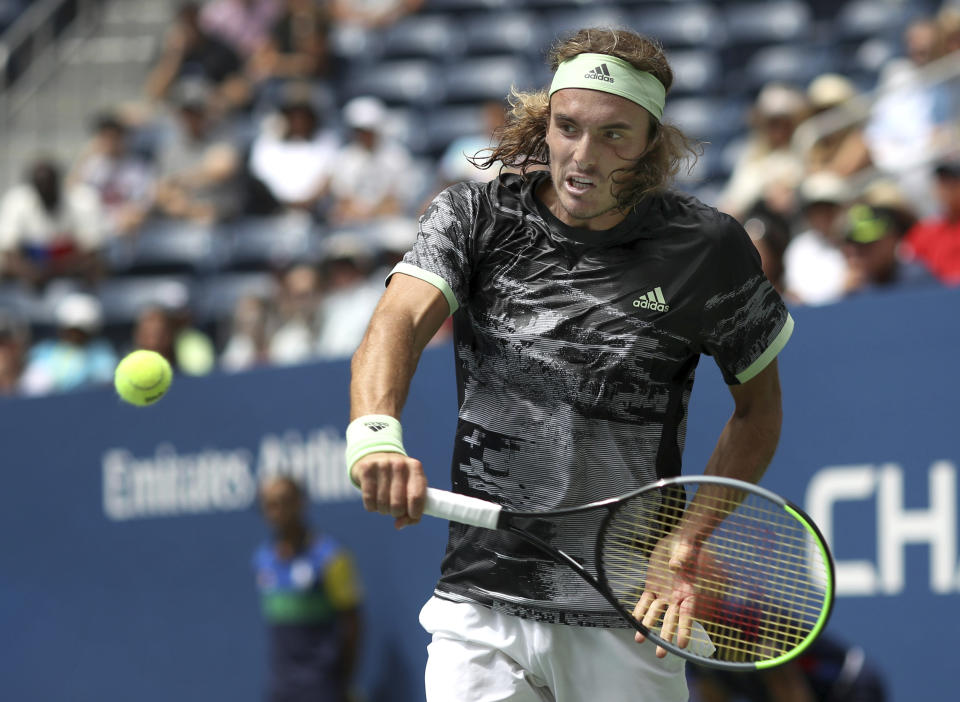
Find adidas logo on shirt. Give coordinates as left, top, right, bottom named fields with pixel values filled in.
left=585, top=63, right=614, bottom=83
left=633, top=286, right=670, bottom=312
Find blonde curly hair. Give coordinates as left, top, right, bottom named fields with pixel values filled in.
left=473, top=27, right=700, bottom=209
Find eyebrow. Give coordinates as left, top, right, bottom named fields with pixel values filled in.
left=553, top=112, right=634, bottom=131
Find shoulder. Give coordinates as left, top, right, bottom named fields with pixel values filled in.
left=648, top=189, right=744, bottom=244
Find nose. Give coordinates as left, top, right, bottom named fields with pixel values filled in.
left=571, top=133, right=597, bottom=172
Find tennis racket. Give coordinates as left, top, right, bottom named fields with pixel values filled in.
left=423, top=475, right=834, bottom=671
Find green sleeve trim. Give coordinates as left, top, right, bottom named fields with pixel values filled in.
left=735, top=313, right=794, bottom=384
left=389, top=262, right=459, bottom=315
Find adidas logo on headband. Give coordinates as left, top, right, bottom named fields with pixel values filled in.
left=585, top=63, right=614, bottom=83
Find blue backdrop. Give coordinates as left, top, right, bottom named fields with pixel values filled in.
left=1, top=286, right=957, bottom=701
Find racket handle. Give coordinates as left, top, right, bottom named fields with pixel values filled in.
left=423, top=488, right=502, bottom=529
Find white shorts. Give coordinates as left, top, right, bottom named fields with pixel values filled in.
left=419, top=596, right=688, bottom=702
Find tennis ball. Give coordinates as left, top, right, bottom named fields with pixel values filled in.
left=114, top=350, right=173, bottom=406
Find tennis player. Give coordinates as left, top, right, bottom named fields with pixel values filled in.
left=346, top=27, right=793, bottom=702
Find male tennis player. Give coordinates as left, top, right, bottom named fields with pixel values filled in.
left=345, top=28, right=792, bottom=702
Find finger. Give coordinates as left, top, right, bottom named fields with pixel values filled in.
left=678, top=598, right=696, bottom=649
left=669, top=540, right=694, bottom=571
left=633, top=591, right=656, bottom=642
left=406, top=462, right=427, bottom=521
left=358, top=462, right=379, bottom=513
left=376, top=463, right=392, bottom=514
left=389, top=461, right=409, bottom=518
left=660, top=602, right=679, bottom=648
left=394, top=515, right=415, bottom=529
left=642, top=597, right=668, bottom=636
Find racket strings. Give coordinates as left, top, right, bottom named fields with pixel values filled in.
left=598, top=488, right=830, bottom=663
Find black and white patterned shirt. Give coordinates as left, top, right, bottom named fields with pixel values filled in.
left=390, top=172, right=793, bottom=626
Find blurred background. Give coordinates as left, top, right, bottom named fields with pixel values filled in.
left=0, top=0, right=958, bottom=700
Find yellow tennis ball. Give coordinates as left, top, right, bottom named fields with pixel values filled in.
left=114, top=350, right=173, bottom=406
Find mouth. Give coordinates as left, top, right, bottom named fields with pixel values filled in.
left=565, top=175, right=596, bottom=194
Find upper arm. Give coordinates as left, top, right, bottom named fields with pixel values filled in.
left=373, top=271, right=451, bottom=353
left=729, top=357, right=782, bottom=420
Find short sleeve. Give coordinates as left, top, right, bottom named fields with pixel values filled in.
left=323, top=552, right=363, bottom=611
left=699, top=215, right=794, bottom=385
left=388, top=183, right=477, bottom=316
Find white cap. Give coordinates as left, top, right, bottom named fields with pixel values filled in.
left=800, top=172, right=851, bottom=205
left=343, top=96, right=386, bottom=131
left=755, top=83, right=807, bottom=117
left=56, top=292, right=103, bottom=333
left=807, top=73, right=857, bottom=110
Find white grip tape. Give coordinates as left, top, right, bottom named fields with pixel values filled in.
left=423, top=488, right=502, bottom=530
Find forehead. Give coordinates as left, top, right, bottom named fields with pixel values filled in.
left=549, top=88, right=652, bottom=128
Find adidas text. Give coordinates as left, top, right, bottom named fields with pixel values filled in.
left=633, top=299, right=670, bottom=312
left=585, top=64, right=614, bottom=83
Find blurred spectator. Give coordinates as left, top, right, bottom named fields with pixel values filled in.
left=0, top=159, right=106, bottom=289
left=742, top=203, right=791, bottom=293
left=865, top=19, right=953, bottom=215
left=315, top=233, right=381, bottom=359
left=842, top=203, right=936, bottom=296
left=70, top=113, right=155, bottom=239
left=269, top=263, right=324, bottom=365
left=328, top=96, right=417, bottom=226
left=330, top=0, right=424, bottom=30
left=20, top=292, right=118, bottom=396
left=146, top=2, right=250, bottom=118
left=0, top=309, right=29, bottom=395
left=247, top=0, right=333, bottom=85
left=201, top=0, right=282, bottom=61
left=248, top=85, right=339, bottom=215
left=688, top=634, right=887, bottom=702
left=719, top=83, right=809, bottom=221
left=438, top=100, right=508, bottom=186
left=802, top=74, right=873, bottom=178
left=153, top=80, right=243, bottom=224
left=902, top=156, right=960, bottom=286
left=254, top=475, right=362, bottom=702
left=784, top=173, right=852, bottom=306
left=131, top=304, right=216, bottom=376
left=220, top=294, right=272, bottom=371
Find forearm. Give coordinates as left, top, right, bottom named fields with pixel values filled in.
left=350, top=279, right=446, bottom=420
left=702, top=401, right=781, bottom=485
left=350, top=310, right=421, bottom=420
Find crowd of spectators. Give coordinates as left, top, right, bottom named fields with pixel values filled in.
left=0, top=0, right=958, bottom=398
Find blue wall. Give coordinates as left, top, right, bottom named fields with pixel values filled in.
left=1, top=286, right=958, bottom=701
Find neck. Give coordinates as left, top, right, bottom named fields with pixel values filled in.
left=276, top=524, right=309, bottom=554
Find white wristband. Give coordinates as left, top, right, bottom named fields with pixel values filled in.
left=345, top=415, right=407, bottom=486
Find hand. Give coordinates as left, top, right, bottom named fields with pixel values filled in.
left=632, top=530, right=701, bottom=658
left=351, top=452, right=427, bottom=529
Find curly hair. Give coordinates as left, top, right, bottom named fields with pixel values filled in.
left=472, top=27, right=700, bottom=209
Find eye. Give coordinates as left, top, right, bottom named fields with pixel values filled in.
left=604, top=130, right=623, bottom=140
left=557, top=121, right=577, bottom=134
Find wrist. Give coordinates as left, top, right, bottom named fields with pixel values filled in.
left=344, top=415, right=407, bottom=486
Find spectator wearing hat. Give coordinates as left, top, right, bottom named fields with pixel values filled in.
left=719, top=83, right=809, bottom=221
left=783, top=173, right=852, bottom=306
left=70, top=112, right=156, bottom=239
left=327, top=96, right=418, bottom=226
left=842, top=203, right=937, bottom=298
left=146, top=2, right=250, bottom=118
left=248, top=85, right=340, bottom=215
left=902, top=157, right=960, bottom=286
left=153, top=79, right=243, bottom=224
left=0, top=159, right=106, bottom=290
left=801, top=73, right=873, bottom=178
left=20, top=293, right=118, bottom=396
